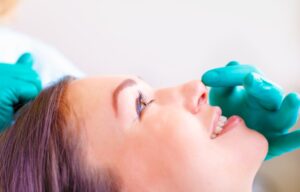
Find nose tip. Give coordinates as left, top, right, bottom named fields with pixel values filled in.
left=182, top=80, right=208, bottom=113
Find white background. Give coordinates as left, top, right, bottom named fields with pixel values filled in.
left=8, top=0, right=300, bottom=90
left=6, top=0, right=300, bottom=191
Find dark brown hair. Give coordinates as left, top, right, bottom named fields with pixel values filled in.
left=0, top=76, right=120, bottom=192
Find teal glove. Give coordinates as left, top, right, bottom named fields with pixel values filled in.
left=201, top=61, right=300, bottom=160
left=0, top=53, right=42, bottom=132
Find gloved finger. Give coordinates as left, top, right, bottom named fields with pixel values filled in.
left=0, top=62, right=42, bottom=91
left=14, top=72, right=42, bottom=92
left=201, top=62, right=260, bottom=87
left=0, top=53, right=34, bottom=75
left=204, top=61, right=241, bottom=104
left=244, top=72, right=284, bottom=111
left=12, top=80, right=40, bottom=105
left=272, top=93, right=300, bottom=131
left=265, top=130, right=300, bottom=160
left=15, top=53, right=34, bottom=67
left=0, top=69, right=42, bottom=92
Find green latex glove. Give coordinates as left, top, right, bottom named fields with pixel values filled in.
left=201, top=61, right=300, bottom=160
left=0, top=53, right=42, bottom=132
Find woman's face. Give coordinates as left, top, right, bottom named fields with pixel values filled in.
left=66, top=75, right=268, bottom=192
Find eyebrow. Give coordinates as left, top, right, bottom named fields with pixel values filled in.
left=112, top=78, right=137, bottom=117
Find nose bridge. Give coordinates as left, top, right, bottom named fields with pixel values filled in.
left=181, top=80, right=207, bottom=97
left=154, top=86, right=181, bottom=106
left=154, top=80, right=208, bottom=113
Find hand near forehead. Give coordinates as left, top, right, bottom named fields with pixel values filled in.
left=201, top=61, right=300, bottom=160
left=0, top=53, right=42, bottom=131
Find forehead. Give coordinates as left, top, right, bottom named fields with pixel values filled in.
left=65, top=75, right=137, bottom=119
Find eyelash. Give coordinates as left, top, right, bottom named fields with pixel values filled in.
left=135, top=91, right=154, bottom=119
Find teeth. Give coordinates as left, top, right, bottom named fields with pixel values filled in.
left=210, top=133, right=217, bottom=139
left=215, top=126, right=223, bottom=134
left=220, top=116, right=227, bottom=122
left=211, top=116, right=228, bottom=139
left=218, top=121, right=225, bottom=126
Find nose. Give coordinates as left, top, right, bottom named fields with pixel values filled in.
left=155, top=80, right=208, bottom=114
left=181, top=80, right=208, bottom=113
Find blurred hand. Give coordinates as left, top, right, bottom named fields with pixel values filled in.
left=0, top=53, right=42, bottom=131
left=202, top=61, right=300, bottom=160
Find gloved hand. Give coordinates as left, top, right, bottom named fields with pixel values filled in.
left=0, top=53, right=42, bottom=132
left=201, top=61, right=300, bottom=160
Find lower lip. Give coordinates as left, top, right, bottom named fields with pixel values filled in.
left=218, top=115, right=242, bottom=136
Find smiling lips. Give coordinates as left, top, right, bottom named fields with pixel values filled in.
left=210, top=107, right=242, bottom=139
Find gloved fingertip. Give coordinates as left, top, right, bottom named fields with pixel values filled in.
left=16, top=53, right=34, bottom=67
left=285, top=93, right=300, bottom=108
left=226, top=61, right=240, bottom=66
left=201, top=71, right=219, bottom=85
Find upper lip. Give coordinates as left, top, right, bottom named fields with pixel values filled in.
left=210, top=106, right=222, bottom=135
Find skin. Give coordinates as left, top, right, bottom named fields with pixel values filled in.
left=65, top=75, right=268, bottom=192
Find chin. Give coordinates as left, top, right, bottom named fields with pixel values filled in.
left=237, top=123, right=269, bottom=172
left=251, top=128, right=269, bottom=162
left=219, top=120, right=269, bottom=170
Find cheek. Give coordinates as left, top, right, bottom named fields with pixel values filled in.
left=130, top=106, right=212, bottom=165
left=139, top=107, right=267, bottom=172
left=116, top=107, right=212, bottom=185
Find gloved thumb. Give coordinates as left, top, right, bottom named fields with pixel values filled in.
left=265, top=130, right=300, bottom=160
left=16, top=53, right=34, bottom=67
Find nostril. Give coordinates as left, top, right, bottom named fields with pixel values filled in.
left=201, top=93, right=207, bottom=101
left=193, top=92, right=207, bottom=113
left=199, top=92, right=207, bottom=104
left=182, top=80, right=208, bottom=113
